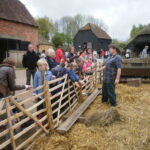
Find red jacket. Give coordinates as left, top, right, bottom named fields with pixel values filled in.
left=101, top=50, right=105, bottom=56
left=55, top=48, right=65, bottom=63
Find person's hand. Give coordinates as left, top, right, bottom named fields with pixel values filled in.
left=25, top=85, right=32, bottom=90
left=52, top=76, right=56, bottom=80
left=115, top=79, right=120, bottom=85
left=96, top=69, right=101, bottom=72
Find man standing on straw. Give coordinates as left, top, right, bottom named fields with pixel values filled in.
left=97, top=44, right=122, bottom=107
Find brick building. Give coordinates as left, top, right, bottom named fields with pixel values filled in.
left=0, top=0, right=38, bottom=63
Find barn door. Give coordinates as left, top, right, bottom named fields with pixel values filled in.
left=87, top=42, right=92, bottom=49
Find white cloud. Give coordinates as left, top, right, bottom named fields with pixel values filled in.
left=20, top=0, right=150, bottom=41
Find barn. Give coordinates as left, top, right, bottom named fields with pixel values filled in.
left=126, top=24, right=150, bottom=55
left=0, top=0, right=39, bottom=63
left=74, top=23, right=112, bottom=51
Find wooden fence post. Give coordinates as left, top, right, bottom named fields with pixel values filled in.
left=6, top=98, right=16, bottom=150
left=43, top=81, right=54, bottom=132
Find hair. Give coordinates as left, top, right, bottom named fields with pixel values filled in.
left=68, top=46, right=74, bottom=52
left=78, top=57, right=86, bottom=64
left=47, top=48, right=55, bottom=57
left=2, top=57, right=16, bottom=66
left=108, top=44, right=121, bottom=54
left=42, top=50, right=45, bottom=53
left=37, top=58, right=49, bottom=70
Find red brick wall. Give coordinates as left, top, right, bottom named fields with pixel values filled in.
left=0, top=19, right=39, bottom=49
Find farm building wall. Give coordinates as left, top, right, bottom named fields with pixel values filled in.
left=0, top=19, right=39, bottom=48
left=74, top=30, right=111, bottom=51
left=38, top=44, right=53, bottom=53
left=126, top=34, right=150, bottom=56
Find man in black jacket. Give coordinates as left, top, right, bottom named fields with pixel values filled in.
left=22, top=44, right=39, bottom=85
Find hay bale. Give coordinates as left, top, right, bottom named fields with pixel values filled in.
left=84, top=108, right=120, bottom=127
left=127, top=78, right=142, bottom=87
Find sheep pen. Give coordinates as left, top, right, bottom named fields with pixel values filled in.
left=30, top=84, right=150, bottom=150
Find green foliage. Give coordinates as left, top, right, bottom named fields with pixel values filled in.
left=36, top=17, right=56, bottom=40
left=52, top=33, right=73, bottom=48
left=130, top=24, right=146, bottom=40
left=52, top=33, right=64, bottom=48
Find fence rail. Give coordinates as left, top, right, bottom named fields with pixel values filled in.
left=0, top=65, right=101, bottom=150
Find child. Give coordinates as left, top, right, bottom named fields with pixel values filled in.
left=33, top=59, right=55, bottom=115
left=78, top=57, right=93, bottom=75
left=51, top=63, right=83, bottom=88
left=66, top=63, right=84, bottom=88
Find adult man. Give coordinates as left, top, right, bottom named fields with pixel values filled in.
left=141, top=46, right=148, bottom=58
left=97, top=44, right=122, bottom=107
left=22, top=44, right=39, bottom=85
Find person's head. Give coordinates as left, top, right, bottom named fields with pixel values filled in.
left=87, top=48, right=92, bottom=54
left=2, top=57, right=16, bottom=70
left=47, top=48, right=55, bottom=58
left=28, top=44, right=34, bottom=52
left=37, top=59, right=49, bottom=71
left=109, top=44, right=120, bottom=55
left=69, top=46, right=75, bottom=53
left=145, top=46, right=149, bottom=49
left=42, top=50, right=45, bottom=53
left=78, top=57, right=86, bottom=65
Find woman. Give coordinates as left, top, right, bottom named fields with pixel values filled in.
left=67, top=46, right=76, bottom=63
left=46, top=48, right=58, bottom=70
left=0, top=57, right=31, bottom=97
left=97, top=44, right=122, bottom=107
left=0, top=57, right=31, bottom=150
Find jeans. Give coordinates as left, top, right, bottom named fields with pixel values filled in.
left=26, top=68, right=36, bottom=85
left=68, top=69, right=80, bottom=82
left=102, top=83, right=117, bottom=106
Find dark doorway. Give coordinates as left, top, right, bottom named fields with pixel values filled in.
left=0, top=38, right=30, bottom=63
left=0, top=39, right=8, bottom=63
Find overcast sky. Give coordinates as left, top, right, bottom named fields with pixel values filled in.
left=20, top=0, right=150, bottom=41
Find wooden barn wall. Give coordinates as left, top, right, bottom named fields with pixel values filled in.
left=74, top=30, right=98, bottom=50
left=97, top=39, right=112, bottom=51
left=74, top=30, right=111, bottom=51
left=126, top=34, right=150, bottom=54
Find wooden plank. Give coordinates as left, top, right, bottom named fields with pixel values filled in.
left=6, top=98, right=16, bottom=149
left=43, top=81, right=54, bottom=131
left=56, top=75, right=68, bottom=124
left=56, top=89, right=100, bottom=134
left=9, top=97, right=49, bottom=134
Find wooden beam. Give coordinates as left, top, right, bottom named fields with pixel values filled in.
left=43, top=81, right=54, bottom=131
left=6, top=98, right=16, bottom=150
left=9, top=97, right=49, bottom=134
left=56, top=89, right=100, bottom=134
left=62, top=116, right=87, bottom=123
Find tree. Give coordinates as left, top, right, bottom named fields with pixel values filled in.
left=130, top=24, right=146, bottom=40
left=52, top=33, right=64, bottom=48
left=52, top=33, right=73, bottom=48
left=57, top=14, right=107, bottom=38
left=36, top=17, right=56, bottom=40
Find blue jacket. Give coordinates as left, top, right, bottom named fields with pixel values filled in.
left=33, top=70, right=53, bottom=94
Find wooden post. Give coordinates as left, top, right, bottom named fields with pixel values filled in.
left=6, top=98, right=16, bottom=150
left=94, top=65, right=97, bottom=87
left=67, top=80, right=71, bottom=109
left=43, top=81, right=54, bottom=131
left=57, top=75, right=68, bottom=124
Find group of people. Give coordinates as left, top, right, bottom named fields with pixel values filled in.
left=0, top=43, right=122, bottom=109
left=0, top=43, right=122, bottom=149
